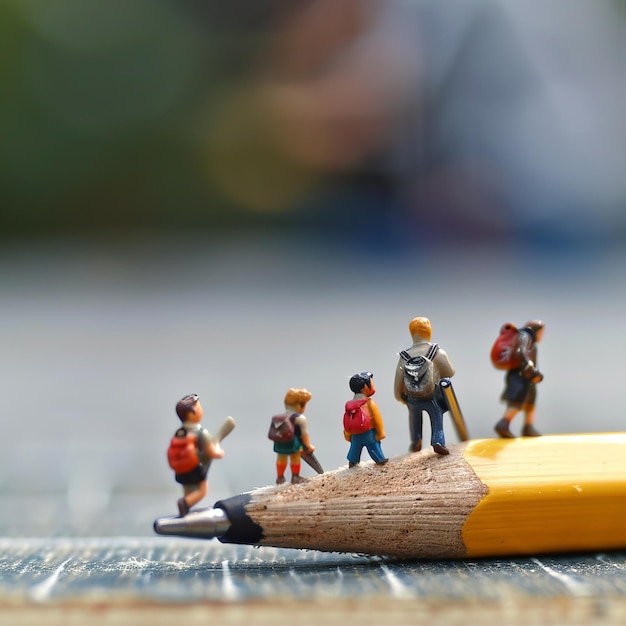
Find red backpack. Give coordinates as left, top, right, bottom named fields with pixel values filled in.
left=343, top=399, right=372, bottom=435
left=167, top=427, right=199, bottom=473
left=490, top=323, right=523, bottom=370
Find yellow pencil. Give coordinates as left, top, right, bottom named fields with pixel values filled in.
left=154, top=433, right=626, bottom=558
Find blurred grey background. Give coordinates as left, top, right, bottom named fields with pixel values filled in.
left=1, top=0, right=626, bottom=537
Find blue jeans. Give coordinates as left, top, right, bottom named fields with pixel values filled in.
left=347, top=429, right=386, bottom=463
left=407, top=392, right=446, bottom=448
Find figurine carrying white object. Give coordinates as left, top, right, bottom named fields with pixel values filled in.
left=167, top=394, right=234, bottom=516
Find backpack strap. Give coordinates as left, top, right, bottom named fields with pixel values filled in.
left=277, top=412, right=292, bottom=424
left=400, top=344, right=439, bottom=362
left=426, top=343, right=439, bottom=360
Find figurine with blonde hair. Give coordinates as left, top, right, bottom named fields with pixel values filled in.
left=394, top=317, right=456, bottom=455
left=268, top=388, right=318, bottom=484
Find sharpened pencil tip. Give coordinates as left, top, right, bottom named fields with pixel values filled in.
left=154, top=507, right=231, bottom=539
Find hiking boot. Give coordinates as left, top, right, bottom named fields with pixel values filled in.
left=433, top=443, right=450, bottom=456
left=495, top=418, right=515, bottom=438
left=291, top=474, right=307, bottom=484
left=177, top=497, right=190, bottom=517
left=409, top=440, right=422, bottom=453
left=522, top=424, right=541, bottom=437
left=276, top=476, right=286, bottom=485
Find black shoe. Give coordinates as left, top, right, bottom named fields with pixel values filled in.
left=433, top=443, right=450, bottom=456
left=348, top=462, right=358, bottom=468
left=177, top=497, right=190, bottom=517
left=522, top=424, right=541, bottom=437
left=495, top=418, right=515, bottom=438
left=409, top=440, right=422, bottom=453
left=375, top=458, right=389, bottom=466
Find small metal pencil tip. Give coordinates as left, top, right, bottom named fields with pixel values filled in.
left=154, top=506, right=231, bottom=539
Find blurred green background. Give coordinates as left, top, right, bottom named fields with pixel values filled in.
left=2, top=0, right=626, bottom=247
left=1, top=0, right=242, bottom=237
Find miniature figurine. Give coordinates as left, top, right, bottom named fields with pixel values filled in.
left=394, top=317, right=455, bottom=455
left=492, top=320, right=545, bottom=438
left=344, top=371, right=388, bottom=467
left=167, top=394, right=230, bottom=517
left=268, top=388, right=318, bottom=484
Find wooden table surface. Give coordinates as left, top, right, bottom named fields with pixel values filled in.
left=2, top=538, right=626, bottom=625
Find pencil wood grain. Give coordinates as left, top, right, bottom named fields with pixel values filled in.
left=245, top=445, right=487, bottom=557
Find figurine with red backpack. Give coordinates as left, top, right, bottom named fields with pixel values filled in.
left=344, top=371, right=388, bottom=468
left=491, top=320, right=545, bottom=438
left=167, top=394, right=235, bottom=516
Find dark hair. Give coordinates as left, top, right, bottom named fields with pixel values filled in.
left=349, top=371, right=373, bottom=394
left=176, top=394, right=199, bottom=421
left=522, top=320, right=545, bottom=342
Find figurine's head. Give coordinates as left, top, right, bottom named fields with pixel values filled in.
left=349, top=371, right=375, bottom=396
left=409, top=317, right=432, bottom=341
left=176, top=394, right=204, bottom=423
left=523, top=320, right=545, bottom=343
left=284, top=388, right=312, bottom=413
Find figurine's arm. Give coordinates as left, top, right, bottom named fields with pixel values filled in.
left=206, top=439, right=225, bottom=460
left=435, top=349, right=455, bottom=379
left=394, top=357, right=407, bottom=403
left=518, top=334, right=543, bottom=381
left=367, top=399, right=385, bottom=441
left=198, top=429, right=225, bottom=464
left=295, top=415, right=315, bottom=453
